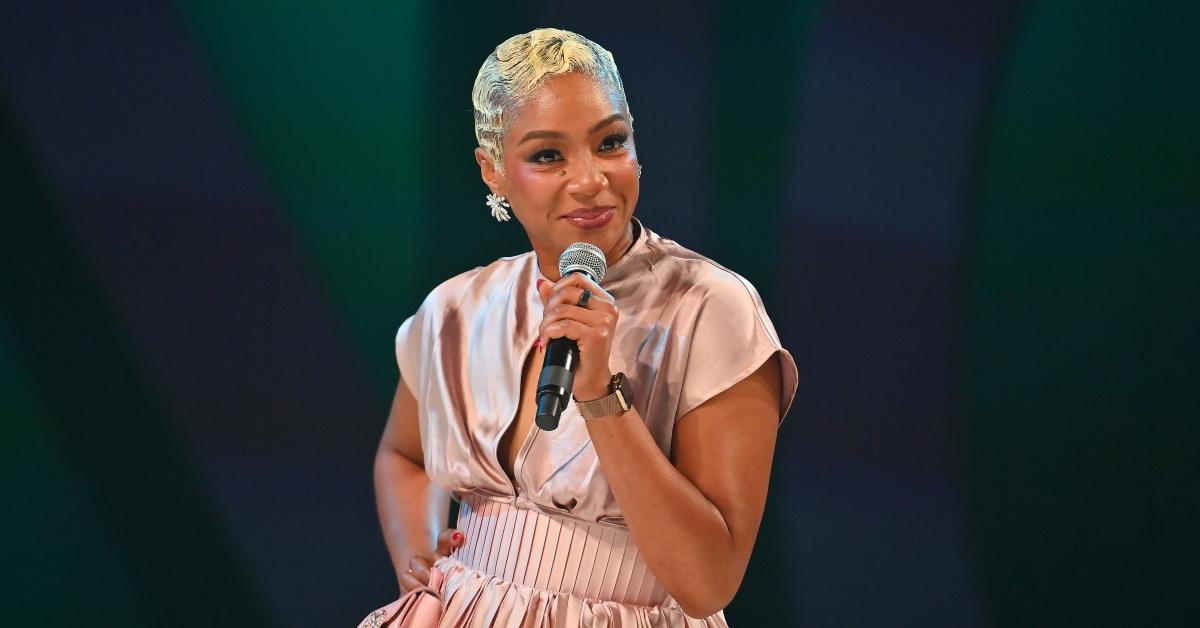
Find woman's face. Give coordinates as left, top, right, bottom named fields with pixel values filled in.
left=477, top=72, right=639, bottom=274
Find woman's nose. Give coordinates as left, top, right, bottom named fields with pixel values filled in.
left=566, top=153, right=606, bottom=196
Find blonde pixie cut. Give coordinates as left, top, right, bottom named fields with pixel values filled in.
left=472, top=28, right=631, bottom=169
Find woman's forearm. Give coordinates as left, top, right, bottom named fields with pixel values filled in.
left=584, top=409, right=743, bottom=617
left=373, top=445, right=449, bottom=589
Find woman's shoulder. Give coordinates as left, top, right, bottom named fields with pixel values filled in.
left=419, top=251, right=535, bottom=310
left=642, top=231, right=765, bottom=309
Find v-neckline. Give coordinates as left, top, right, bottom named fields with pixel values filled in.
left=492, top=219, right=649, bottom=495
left=496, top=331, right=541, bottom=495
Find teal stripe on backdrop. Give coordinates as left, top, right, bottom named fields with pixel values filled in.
left=174, top=1, right=433, bottom=398
left=964, top=2, right=1199, bottom=624
left=708, top=1, right=825, bottom=298
left=707, top=3, right=824, bottom=624
left=0, top=325, right=151, bottom=625
left=0, top=94, right=273, bottom=627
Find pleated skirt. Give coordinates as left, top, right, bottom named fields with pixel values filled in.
left=433, top=493, right=728, bottom=627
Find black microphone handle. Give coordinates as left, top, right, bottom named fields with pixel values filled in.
left=535, top=337, right=577, bottom=431
left=533, top=267, right=597, bottom=431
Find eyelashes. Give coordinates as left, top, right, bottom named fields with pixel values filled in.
left=525, top=132, right=630, bottom=165
left=599, top=132, right=629, bottom=152
left=528, top=149, right=561, bottom=165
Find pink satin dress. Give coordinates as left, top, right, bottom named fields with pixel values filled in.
left=394, top=219, right=798, bottom=627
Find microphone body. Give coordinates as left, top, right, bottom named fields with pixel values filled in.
left=534, top=337, right=579, bottom=430
left=535, top=243, right=608, bottom=431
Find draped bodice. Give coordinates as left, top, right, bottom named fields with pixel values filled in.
left=395, top=219, right=798, bottom=527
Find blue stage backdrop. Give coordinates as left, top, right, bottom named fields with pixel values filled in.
left=2, top=1, right=1195, bottom=626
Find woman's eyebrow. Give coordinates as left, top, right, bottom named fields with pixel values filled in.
left=587, top=113, right=625, bottom=133
left=516, top=113, right=626, bottom=146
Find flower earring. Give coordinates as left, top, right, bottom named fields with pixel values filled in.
left=486, top=193, right=511, bottom=222
left=637, top=164, right=643, bottom=179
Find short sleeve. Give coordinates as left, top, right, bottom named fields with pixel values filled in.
left=394, top=307, right=426, bottom=397
left=675, top=273, right=799, bottom=422
left=393, top=266, right=485, bottom=401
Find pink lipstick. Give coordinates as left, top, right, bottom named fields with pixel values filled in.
left=563, top=206, right=615, bottom=230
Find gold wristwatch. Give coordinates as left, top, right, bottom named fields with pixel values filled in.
left=574, top=372, right=632, bottom=419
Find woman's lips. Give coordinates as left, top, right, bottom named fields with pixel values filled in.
left=563, top=207, right=615, bottom=230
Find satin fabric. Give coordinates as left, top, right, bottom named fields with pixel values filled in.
left=432, top=494, right=725, bottom=627
left=394, top=219, right=798, bottom=625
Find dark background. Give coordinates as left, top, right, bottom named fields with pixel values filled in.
left=2, top=1, right=1196, bottom=626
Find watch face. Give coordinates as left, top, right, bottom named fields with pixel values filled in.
left=612, top=373, right=630, bottom=410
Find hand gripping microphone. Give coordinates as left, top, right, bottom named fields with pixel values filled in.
left=535, top=242, right=608, bottom=431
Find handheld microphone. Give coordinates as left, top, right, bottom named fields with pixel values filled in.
left=535, top=242, right=607, bottom=431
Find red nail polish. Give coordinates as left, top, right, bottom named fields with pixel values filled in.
left=451, top=532, right=463, bottom=543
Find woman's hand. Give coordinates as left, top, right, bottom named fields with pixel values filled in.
left=536, top=275, right=619, bottom=401
left=398, top=528, right=464, bottom=592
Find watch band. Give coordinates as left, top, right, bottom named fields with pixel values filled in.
left=574, top=373, right=631, bottom=420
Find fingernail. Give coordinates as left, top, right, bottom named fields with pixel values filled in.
left=536, top=279, right=547, bottom=289
left=534, top=337, right=544, bottom=348
left=451, top=532, right=463, bottom=543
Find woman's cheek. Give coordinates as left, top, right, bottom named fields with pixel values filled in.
left=612, top=162, right=640, bottom=200
left=511, top=167, right=554, bottom=205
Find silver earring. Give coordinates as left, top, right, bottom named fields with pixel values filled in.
left=486, top=193, right=511, bottom=222
left=637, top=164, right=643, bottom=179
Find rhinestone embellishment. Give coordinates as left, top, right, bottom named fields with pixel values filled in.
left=486, top=194, right=512, bottom=222
left=359, top=608, right=386, bottom=628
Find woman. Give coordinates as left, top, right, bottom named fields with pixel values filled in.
left=370, top=28, right=797, bottom=627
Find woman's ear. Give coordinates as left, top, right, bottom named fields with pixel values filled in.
left=475, top=147, right=503, bottom=195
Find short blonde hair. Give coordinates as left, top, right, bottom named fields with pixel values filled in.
left=472, top=28, right=630, bottom=168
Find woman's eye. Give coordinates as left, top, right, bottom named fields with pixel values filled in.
left=529, top=149, right=561, bottom=164
left=599, top=133, right=628, bottom=152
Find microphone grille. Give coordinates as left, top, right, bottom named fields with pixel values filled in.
left=558, top=242, right=607, bottom=282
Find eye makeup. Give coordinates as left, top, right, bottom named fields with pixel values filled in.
left=599, top=132, right=629, bottom=152
left=521, top=128, right=631, bottom=166
left=527, top=148, right=562, bottom=165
